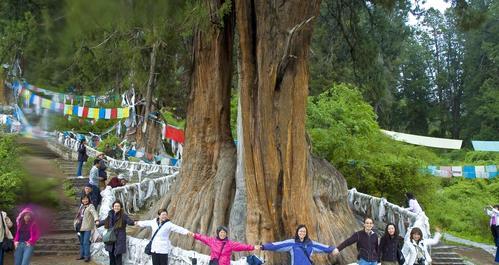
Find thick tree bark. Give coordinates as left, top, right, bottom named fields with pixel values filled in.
left=148, top=1, right=359, bottom=264
left=153, top=0, right=237, bottom=253
left=236, top=1, right=357, bottom=263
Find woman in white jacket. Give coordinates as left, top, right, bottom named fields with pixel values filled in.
left=401, top=227, right=441, bottom=265
left=135, top=208, right=192, bottom=265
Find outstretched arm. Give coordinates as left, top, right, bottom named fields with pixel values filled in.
left=231, top=241, right=255, bottom=252
left=261, top=239, right=295, bottom=252
left=194, top=233, right=213, bottom=247
left=311, top=241, right=335, bottom=253
left=168, top=222, right=190, bottom=235
left=336, top=232, right=358, bottom=252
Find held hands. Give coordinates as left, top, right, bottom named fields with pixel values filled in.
left=332, top=248, right=340, bottom=257
left=254, top=245, right=261, bottom=250
left=187, top=232, right=194, bottom=238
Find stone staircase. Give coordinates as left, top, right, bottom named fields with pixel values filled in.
left=17, top=138, right=85, bottom=257
left=431, top=245, right=468, bottom=265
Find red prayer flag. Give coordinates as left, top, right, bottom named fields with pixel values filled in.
left=166, top=125, right=185, bottom=143
left=82, top=107, right=89, bottom=118
left=111, top=108, right=118, bottom=119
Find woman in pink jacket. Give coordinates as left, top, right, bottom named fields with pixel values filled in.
left=14, top=208, right=40, bottom=265
left=191, top=225, right=259, bottom=265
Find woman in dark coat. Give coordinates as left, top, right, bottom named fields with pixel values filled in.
left=379, top=223, right=404, bottom=265
left=96, top=200, right=135, bottom=265
left=77, top=138, right=88, bottom=177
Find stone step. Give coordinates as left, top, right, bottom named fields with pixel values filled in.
left=34, top=249, right=80, bottom=256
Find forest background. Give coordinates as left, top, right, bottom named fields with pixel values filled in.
left=0, top=0, right=498, bottom=244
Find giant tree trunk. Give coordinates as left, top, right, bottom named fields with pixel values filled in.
left=151, top=0, right=358, bottom=264
left=154, top=0, right=237, bottom=253
left=236, top=1, right=357, bottom=263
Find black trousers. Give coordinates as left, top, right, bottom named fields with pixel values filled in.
left=152, top=253, right=169, bottom=265
left=109, top=252, right=123, bottom=265
left=492, top=225, right=499, bottom=247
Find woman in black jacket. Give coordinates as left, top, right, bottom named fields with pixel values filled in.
left=379, top=223, right=404, bottom=265
left=77, top=138, right=88, bottom=177
left=96, top=200, right=135, bottom=265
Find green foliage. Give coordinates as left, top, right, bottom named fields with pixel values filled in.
left=0, top=133, right=24, bottom=210
left=162, top=110, right=185, bottom=128
left=96, top=135, right=121, bottom=152
left=307, top=84, right=442, bottom=204
left=425, top=178, right=499, bottom=244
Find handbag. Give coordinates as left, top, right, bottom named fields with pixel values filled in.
left=102, top=227, right=117, bottom=245
left=397, top=248, right=405, bottom=265
left=144, top=220, right=168, bottom=255
left=208, top=241, right=227, bottom=265
left=1, top=212, right=14, bottom=252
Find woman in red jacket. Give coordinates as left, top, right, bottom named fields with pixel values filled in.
left=190, top=225, right=259, bottom=265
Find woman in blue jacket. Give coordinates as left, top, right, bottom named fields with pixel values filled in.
left=261, top=224, right=335, bottom=265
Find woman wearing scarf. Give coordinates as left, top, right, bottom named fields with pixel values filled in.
left=401, top=227, right=441, bottom=265
left=135, top=208, right=192, bottom=265
left=13, top=208, right=40, bottom=265
left=190, top=225, right=257, bottom=265
left=261, top=224, right=335, bottom=265
left=74, top=195, right=99, bottom=262
left=96, top=200, right=135, bottom=265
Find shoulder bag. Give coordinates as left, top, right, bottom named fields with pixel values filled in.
left=145, top=220, right=169, bottom=255
left=208, top=241, right=227, bottom=265
left=1, top=212, right=14, bottom=252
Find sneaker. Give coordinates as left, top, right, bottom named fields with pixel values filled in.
left=76, top=257, right=84, bottom=260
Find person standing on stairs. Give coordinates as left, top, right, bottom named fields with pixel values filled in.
left=95, top=200, right=135, bottom=265
left=13, top=208, right=40, bottom=265
left=401, top=227, right=441, bottom=265
left=135, top=208, right=192, bottom=265
left=379, top=223, right=404, bottom=265
left=0, top=210, right=13, bottom=265
left=75, top=195, right=99, bottom=262
left=80, top=184, right=100, bottom=209
left=77, top=138, right=88, bottom=177
left=95, top=152, right=108, bottom=190
left=333, top=217, right=379, bottom=265
left=260, top=224, right=335, bottom=265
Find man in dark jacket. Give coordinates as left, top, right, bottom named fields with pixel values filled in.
left=333, top=217, right=379, bottom=265
left=77, top=138, right=88, bottom=177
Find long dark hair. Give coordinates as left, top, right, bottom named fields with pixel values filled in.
left=382, top=223, right=399, bottom=240
left=294, top=224, right=310, bottom=242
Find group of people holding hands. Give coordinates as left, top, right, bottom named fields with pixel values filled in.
left=73, top=193, right=443, bottom=265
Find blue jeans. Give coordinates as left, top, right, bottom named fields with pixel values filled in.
left=358, top=258, right=377, bottom=265
left=79, top=231, right=91, bottom=258
left=77, top=161, right=84, bottom=176
left=14, top=242, right=34, bottom=265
